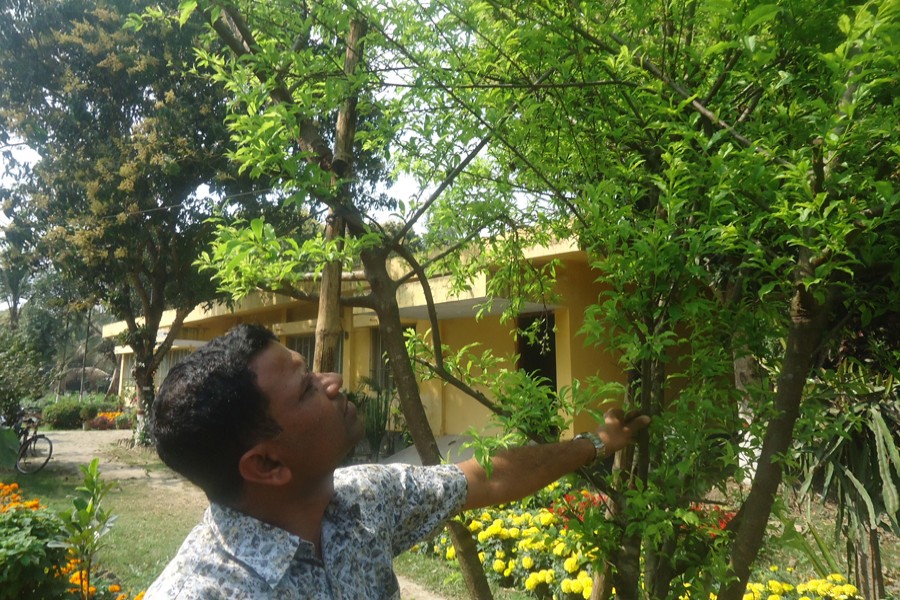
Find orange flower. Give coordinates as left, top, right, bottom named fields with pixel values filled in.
left=109, top=584, right=122, bottom=593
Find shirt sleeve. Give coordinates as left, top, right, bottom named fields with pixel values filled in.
left=390, top=464, right=468, bottom=554
left=331, top=463, right=468, bottom=556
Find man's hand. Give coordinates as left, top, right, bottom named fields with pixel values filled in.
left=597, top=408, right=651, bottom=456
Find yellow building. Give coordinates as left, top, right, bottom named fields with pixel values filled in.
left=102, top=240, right=622, bottom=438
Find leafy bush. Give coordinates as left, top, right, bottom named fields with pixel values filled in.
left=0, top=483, right=70, bottom=600
left=42, top=399, right=122, bottom=430
left=43, top=399, right=84, bottom=429
left=114, top=413, right=133, bottom=430
left=80, top=404, right=99, bottom=423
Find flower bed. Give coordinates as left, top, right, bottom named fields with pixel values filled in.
left=413, top=480, right=861, bottom=600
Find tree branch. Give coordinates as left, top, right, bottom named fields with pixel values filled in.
left=209, top=4, right=334, bottom=169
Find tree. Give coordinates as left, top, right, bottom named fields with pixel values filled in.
left=145, top=0, right=898, bottom=599
left=415, top=1, right=899, bottom=598
left=0, top=0, right=261, bottom=418
left=0, top=160, right=42, bottom=330
left=0, top=324, right=46, bottom=426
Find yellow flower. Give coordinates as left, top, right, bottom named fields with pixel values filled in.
left=522, top=556, right=534, bottom=569
left=525, top=574, right=540, bottom=591
left=564, top=555, right=580, bottom=573
left=766, top=595, right=781, bottom=600
left=478, top=552, right=485, bottom=563
left=769, top=566, right=779, bottom=572
left=768, top=580, right=783, bottom=594
left=827, top=574, right=847, bottom=583
left=562, top=579, right=573, bottom=594
left=571, top=579, right=584, bottom=594
left=445, top=547, right=456, bottom=561
left=493, top=559, right=506, bottom=573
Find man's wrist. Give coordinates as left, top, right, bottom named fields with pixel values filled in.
left=573, top=432, right=607, bottom=467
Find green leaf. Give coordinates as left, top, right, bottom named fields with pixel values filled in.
left=839, top=464, right=878, bottom=528
left=742, top=4, right=781, bottom=30
left=179, top=1, right=199, bottom=26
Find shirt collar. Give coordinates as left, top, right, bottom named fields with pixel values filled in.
left=207, top=503, right=312, bottom=588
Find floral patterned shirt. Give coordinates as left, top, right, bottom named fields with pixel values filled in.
left=144, top=463, right=468, bottom=599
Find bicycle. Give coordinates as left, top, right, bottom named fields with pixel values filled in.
left=14, top=417, right=53, bottom=474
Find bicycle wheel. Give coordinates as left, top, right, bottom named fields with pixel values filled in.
left=16, top=435, right=53, bottom=474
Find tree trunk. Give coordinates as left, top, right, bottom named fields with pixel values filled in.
left=80, top=305, right=93, bottom=400
left=312, top=19, right=365, bottom=373
left=313, top=213, right=344, bottom=373
left=360, top=248, right=494, bottom=600
left=133, top=360, right=157, bottom=443
left=718, top=286, right=828, bottom=600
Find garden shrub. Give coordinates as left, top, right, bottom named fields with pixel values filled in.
left=416, top=479, right=864, bottom=600
left=0, top=483, right=70, bottom=600
left=43, top=399, right=85, bottom=429
left=114, top=413, right=133, bottom=430
left=80, top=404, right=99, bottom=423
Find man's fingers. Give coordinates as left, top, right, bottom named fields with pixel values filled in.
left=605, top=407, right=625, bottom=422
left=626, top=414, right=652, bottom=432
left=623, top=409, right=643, bottom=423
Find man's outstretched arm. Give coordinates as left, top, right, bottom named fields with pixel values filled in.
left=457, top=409, right=650, bottom=511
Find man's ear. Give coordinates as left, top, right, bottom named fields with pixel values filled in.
left=238, top=444, right=292, bottom=487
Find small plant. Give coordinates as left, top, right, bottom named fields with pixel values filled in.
left=56, top=458, right=117, bottom=600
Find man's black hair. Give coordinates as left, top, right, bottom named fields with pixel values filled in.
left=151, top=323, right=280, bottom=504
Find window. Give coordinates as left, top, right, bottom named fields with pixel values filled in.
left=287, top=334, right=344, bottom=373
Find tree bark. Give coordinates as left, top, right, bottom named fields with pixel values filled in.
left=360, top=248, right=494, bottom=600
left=718, top=286, right=828, bottom=600
left=312, top=19, right=365, bottom=373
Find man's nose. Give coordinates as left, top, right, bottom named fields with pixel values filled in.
left=318, top=372, right=343, bottom=397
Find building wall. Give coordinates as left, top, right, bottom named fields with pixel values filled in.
left=106, top=250, right=628, bottom=440
left=553, top=259, right=626, bottom=434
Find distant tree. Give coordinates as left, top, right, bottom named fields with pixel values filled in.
left=0, top=324, right=46, bottom=426
left=0, top=166, right=42, bottom=330
left=0, top=0, right=261, bottom=418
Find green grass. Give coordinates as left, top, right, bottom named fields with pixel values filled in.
left=101, top=481, right=206, bottom=590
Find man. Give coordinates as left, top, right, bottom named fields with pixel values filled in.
left=146, top=323, right=650, bottom=599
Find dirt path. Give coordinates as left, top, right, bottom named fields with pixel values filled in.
left=43, top=429, right=450, bottom=600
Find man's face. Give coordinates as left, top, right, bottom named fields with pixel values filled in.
left=249, top=341, right=364, bottom=484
